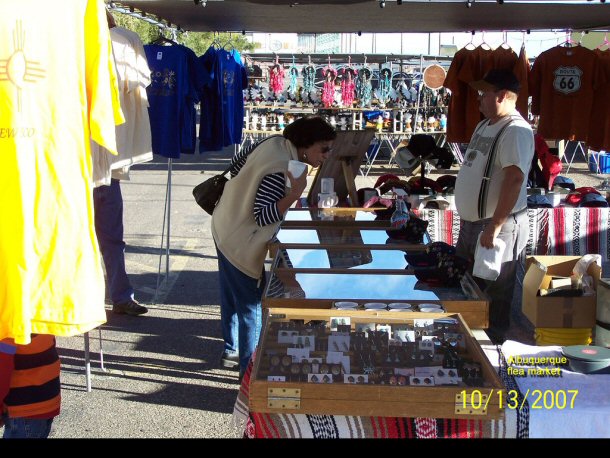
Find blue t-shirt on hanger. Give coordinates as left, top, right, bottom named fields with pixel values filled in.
left=145, top=44, right=194, bottom=159
left=199, top=48, right=247, bottom=152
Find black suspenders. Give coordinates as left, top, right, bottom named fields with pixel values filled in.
left=477, top=116, right=518, bottom=220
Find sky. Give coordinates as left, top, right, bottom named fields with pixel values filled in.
left=251, top=30, right=593, bottom=59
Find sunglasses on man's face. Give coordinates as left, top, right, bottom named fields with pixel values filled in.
left=321, top=145, right=333, bottom=154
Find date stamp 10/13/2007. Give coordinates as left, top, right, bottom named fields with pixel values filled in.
left=460, top=389, right=579, bottom=411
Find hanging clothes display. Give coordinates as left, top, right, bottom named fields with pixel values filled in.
left=529, top=44, right=601, bottom=142
left=0, top=0, right=123, bottom=344
left=514, top=44, right=530, bottom=119
left=181, top=44, right=206, bottom=155
left=444, top=42, right=529, bottom=143
left=587, top=49, right=610, bottom=152
left=199, top=47, right=248, bottom=152
left=92, top=25, right=153, bottom=186
left=144, top=42, right=200, bottom=158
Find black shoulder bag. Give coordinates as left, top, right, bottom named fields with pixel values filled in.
left=193, top=135, right=281, bottom=215
left=192, top=164, right=232, bottom=216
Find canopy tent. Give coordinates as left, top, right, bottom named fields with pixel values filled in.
left=113, top=0, right=609, bottom=33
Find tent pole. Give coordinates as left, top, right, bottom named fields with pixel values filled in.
left=154, top=157, right=172, bottom=302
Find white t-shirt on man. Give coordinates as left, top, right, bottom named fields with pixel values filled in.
left=455, top=111, right=534, bottom=222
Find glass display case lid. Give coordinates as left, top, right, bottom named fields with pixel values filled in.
left=265, top=272, right=470, bottom=301
left=275, top=228, right=430, bottom=246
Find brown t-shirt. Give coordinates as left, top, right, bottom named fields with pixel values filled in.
left=529, top=45, right=603, bottom=141
left=457, top=46, right=494, bottom=142
left=587, top=49, right=610, bottom=152
left=444, top=47, right=471, bottom=143
left=513, top=45, right=531, bottom=119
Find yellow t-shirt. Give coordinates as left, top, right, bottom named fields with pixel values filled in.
left=0, top=0, right=123, bottom=344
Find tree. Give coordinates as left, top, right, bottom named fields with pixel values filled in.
left=111, top=11, right=256, bottom=56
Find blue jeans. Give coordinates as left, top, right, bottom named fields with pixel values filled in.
left=456, top=211, right=528, bottom=333
left=2, top=413, right=54, bottom=438
left=216, top=247, right=264, bottom=373
left=93, top=179, right=134, bottom=304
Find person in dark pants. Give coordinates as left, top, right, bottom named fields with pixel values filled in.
left=93, top=178, right=147, bottom=316
left=212, top=116, right=336, bottom=377
left=454, top=69, right=534, bottom=344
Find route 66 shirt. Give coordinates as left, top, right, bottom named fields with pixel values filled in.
left=529, top=45, right=604, bottom=142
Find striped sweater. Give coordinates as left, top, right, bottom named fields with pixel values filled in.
left=1, top=334, right=61, bottom=419
left=230, top=138, right=285, bottom=226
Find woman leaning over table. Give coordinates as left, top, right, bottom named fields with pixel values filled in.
left=211, top=116, right=337, bottom=377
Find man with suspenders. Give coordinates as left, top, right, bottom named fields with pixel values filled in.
left=454, top=69, right=535, bottom=344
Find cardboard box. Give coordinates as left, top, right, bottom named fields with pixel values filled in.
left=522, top=256, right=601, bottom=328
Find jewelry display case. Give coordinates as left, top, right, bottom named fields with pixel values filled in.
left=264, top=246, right=489, bottom=328
left=249, top=308, right=505, bottom=419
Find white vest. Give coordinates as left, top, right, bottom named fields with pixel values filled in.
left=212, top=136, right=298, bottom=279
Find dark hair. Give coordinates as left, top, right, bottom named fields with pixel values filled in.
left=282, top=116, right=337, bottom=148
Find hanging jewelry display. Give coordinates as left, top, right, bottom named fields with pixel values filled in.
left=356, top=63, right=372, bottom=108
left=287, top=57, right=300, bottom=102
left=269, top=55, right=285, bottom=96
left=340, top=56, right=356, bottom=108
left=375, top=66, right=392, bottom=107
left=341, top=67, right=356, bottom=107
left=302, top=61, right=317, bottom=105
left=322, top=57, right=337, bottom=108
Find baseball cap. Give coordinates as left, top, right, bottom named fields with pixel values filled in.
left=470, top=69, right=521, bottom=94
left=579, top=193, right=609, bottom=208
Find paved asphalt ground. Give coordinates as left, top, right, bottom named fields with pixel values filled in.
left=10, top=142, right=606, bottom=439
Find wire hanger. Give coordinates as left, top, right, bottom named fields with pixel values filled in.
left=479, top=31, right=492, bottom=50
left=223, top=32, right=234, bottom=51
left=499, top=31, right=511, bottom=50
left=211, top=32, right=222, bottom=49
left=465, top=31, right=476, bottom=50
left=153, top=28, right=177, bottom=46
left=560, top=30, right=578, bottom=48
left=596, top=32, right=610, bottom=50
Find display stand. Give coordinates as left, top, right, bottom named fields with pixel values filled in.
left=83, top=328, right=106, bottom=392
left=154, top=158, right=172, bottom=302
left=307, top=130, right=375, bottom=207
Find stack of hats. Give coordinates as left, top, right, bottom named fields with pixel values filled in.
left=395, top=134, right=455, bottom=175
left=565, top=187, right=609, bottom=208
left=405, top=242, right=469, bottom=287
left=386, top=212, right=428, bottom=244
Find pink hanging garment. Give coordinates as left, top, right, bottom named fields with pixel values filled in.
left=322, top=67, right=337, bottom=107
left=269, top=64, right=285, bottom=94
left=341, top=67, right=356, bottom=107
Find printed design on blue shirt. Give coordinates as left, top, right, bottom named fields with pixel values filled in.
left=150, top=68, right=176, bottom=97
left=223, top=69, right=235, bottom=96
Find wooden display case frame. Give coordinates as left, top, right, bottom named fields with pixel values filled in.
left=249, top=308, right=505, bottom=420
left=268, top=227, right=431, bottom=260
left=263, top=247, right=490, bottom=329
